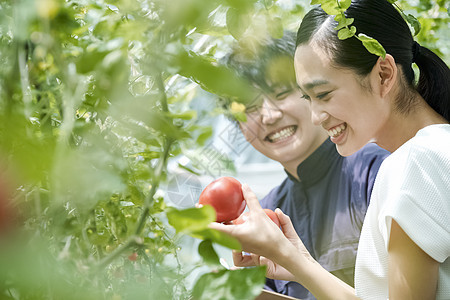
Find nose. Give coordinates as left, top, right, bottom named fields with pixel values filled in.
left=310, top=100, right=329, bottom=126
left=260, top=98, right=283, bottom=125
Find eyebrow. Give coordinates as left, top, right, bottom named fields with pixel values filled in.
left=301, top=79, right=330, bottom=91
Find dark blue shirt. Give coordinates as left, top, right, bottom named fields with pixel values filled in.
left=260, top=139, right=389, bottom=300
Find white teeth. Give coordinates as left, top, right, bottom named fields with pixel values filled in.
left=328, top=124, right=346, bottom=138
left=267, top=126, right=296, bottom=142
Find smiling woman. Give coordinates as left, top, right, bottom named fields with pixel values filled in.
left=294, top=44, right=387, bottom=156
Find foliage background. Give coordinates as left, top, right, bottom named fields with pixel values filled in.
left=0, top=0, right=448, bottom=299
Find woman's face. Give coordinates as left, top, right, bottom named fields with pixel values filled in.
left=293, top=44, right=389, bottom=156
left=239, top=88, right=327, bottom=169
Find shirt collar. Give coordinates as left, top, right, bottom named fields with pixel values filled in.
left=285, top=139, right=340, bottom=186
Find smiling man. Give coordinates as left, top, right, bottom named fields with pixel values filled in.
left=223, top=31, right=390, bottom=300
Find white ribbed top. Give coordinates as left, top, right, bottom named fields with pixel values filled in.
left=355, top=124, right=450, bottom=299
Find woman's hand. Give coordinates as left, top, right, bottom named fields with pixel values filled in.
left=232, top=250, right=296, bottom=281
left=209, top=184, right=312, bottom=278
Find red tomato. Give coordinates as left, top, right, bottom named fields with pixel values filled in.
left=233, top=209, right=280, bottom=227
left=198, top=177, right=245, bottom=223
left=128, top=252, right=138, bottom=261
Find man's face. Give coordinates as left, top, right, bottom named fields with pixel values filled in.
left=239, top=88, right=328, bottom=168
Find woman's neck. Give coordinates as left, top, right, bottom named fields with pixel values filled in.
left=376, top=98, right=448, bottom=153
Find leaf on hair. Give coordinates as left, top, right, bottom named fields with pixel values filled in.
left=334, top=14, right=354, bottom=31
left=357, top=34, right=386, bottom=58
left=337, top=26, right=356, bottom=39
left=405, top=14, right=421, bottom=36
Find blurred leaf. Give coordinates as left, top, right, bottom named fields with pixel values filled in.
left=195, top=126, right=213, bottom=146
left=166, top=206, right=241, bottom=249
left=267, top=16, right=284, bottom=39
left=175, top=50, right=257, bottom=104
left=226, top=7, right=251, bottom=40
left=198, top=239, right=221, bottom=266
left=191, top=228, right=241, bottom=250
left=192, top=267, right=266, bottom=300
left=224, top=0, right=258, bottom=10
left=167, top=110, right=197, bottom=120
left=166, top=205, right=216, bottom=233
left=177, top=163, right=201, bottom=176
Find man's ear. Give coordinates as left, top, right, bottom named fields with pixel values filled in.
left=375, top=54, right=397, bottom=97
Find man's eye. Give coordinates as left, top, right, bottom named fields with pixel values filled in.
left=245, top=105, right=259, bottom=113
left=301, top=94, right=311, bottom=101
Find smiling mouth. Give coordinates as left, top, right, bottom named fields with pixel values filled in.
left=265, top=126, right=297, bottom=143
left=327, top=123, right=347, bottom=138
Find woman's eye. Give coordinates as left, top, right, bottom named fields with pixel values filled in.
left=316, top=91, right=331, bottom=100
left=275, top=89, right=292, bottom=100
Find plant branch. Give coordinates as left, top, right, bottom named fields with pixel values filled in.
left=93, top=70, right=174, bottom=272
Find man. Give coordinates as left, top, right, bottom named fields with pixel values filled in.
left=223, top=31, right=389, bottom=299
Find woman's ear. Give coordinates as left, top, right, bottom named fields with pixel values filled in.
left=375, top=54, right=398, bottom=97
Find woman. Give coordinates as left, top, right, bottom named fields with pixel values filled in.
left=210, top=0, right=450, bottom=299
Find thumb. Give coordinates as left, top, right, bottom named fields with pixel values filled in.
left=242, top=184, right=263, bottom=212
left=275, top=208, right=297, bottom=240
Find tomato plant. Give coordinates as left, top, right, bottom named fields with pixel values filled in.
left=199, top=177, right=246, bottom=223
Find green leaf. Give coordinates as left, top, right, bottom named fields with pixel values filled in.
left=405, top=14, right=421, bottom=36
left=175, top=50, right=256, bottom=103
left=195, top=126, right=213, bottom=146
left=321, top=0, right=342, bottom=15
left=334, top=14, right=354, bottom=31
left=166, top=206, right=216, bottom=233
left=167, top=110, right=198, bottom=120
left=358, top=34, right=387, bottom=58
left=166, top=206, right=241, bottom=249
left=337, top=26, right=356, bottom=39
left=224, top=0, right=257, bottom=10
left=338, top=0, right=351, bottom=10
left=226, top=7, right=251, bottom=40
left=267, top=16, right=284, bottom=39
left=231, top=111, right=247, bottom=122
left=191, top=228, right=241, bottom=250
left=192, top=267, right=267, bottom=300
left=198, top=240, right=221, bottom=266
left=177, top=163, right=201, bottom=176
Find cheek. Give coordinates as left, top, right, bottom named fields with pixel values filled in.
left=239, top=121, right=258, bottom=141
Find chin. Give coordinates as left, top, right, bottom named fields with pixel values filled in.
left=335, top=144, right=359, bottom=157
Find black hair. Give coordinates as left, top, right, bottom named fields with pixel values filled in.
left=296, top=0, right=450, bottom=121
left=224, top=31, right=297, bottom=95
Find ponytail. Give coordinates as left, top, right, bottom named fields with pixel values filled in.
left=413, top=43, right=450, bottom=122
